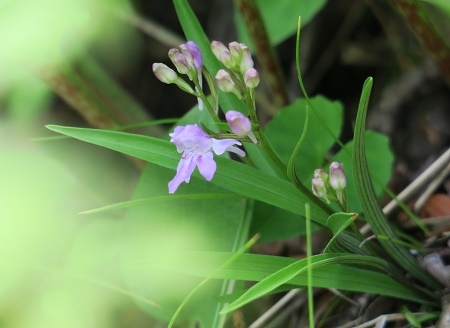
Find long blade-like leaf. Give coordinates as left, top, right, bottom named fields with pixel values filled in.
left=221, top=253, right=397, bottom=313
left=352, top=77, right=440, bottom=289
left=46, top=125, right=332, bottom=224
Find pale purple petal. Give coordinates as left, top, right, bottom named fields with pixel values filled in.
left=211, top=138, right=244, bottom=156
left=196, top=152, right=216, bottom=181
left=170, top=124, right=211, bottom=153
left=226, top=146, right=246, bottom=157
left=168, top=154, right=197, bottom=194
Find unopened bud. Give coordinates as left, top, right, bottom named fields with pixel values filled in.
left=240, top=45, right=254, bottom=75
left=228, top=41, right=242, bottom=62
left=168, top=49, right=190, bottom=75
left=152, top=63, right=178, bottom=84
left=225, top=110, right=257, bottom=143
left=329, top=162, right=346, bottom=190
left=314, top=169, right=328, bottom=181
left=215, top=69, right=235, bottom=92
left=211, top=41, right=236, bottom=69
left=312, top=177, right=329, bottom=202
left=182, top=41, right=203, bottom=69
left=244, top=68, right=260, bottom=88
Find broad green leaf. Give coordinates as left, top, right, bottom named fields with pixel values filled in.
left=235, top=0, right=327, bottom=48
left=46, top=125, right=332, bottom=224
left=331, top=131, right=394, bottom=213
left=130, top=252, right=431, bottom=305
left=265, top=96, right=343, bottom=183
left=352, top=77, right=440, bottom=289
left=323, top=212, right=358, bottom=253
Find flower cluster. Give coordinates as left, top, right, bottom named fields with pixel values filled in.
left=312, top=162, right=347, bottom=206
left=212, top=41, right=260, bottom=97
left=153, top=40, right=260, bottom=193
left=152, top=41, right=204, bottom=109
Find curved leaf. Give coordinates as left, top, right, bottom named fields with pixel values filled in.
left=352, top=77, right=440, bottom=289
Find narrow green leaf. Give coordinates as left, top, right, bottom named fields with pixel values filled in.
left=352, top=77, right=440, bottom=289
left=46, top=125, right=332, bottom=224
left=81, top=193, right=239, bottom=214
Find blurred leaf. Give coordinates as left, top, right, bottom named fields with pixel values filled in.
left=132, top=252, right=430, bottom=305
left=250, top=201, right=320, bottom=244
left=0, top=0, right=131, bottom=66
left=420, top=0, right=450, bottom=15
left=119, top=163, right=248, bottom=324
left=235, top=0, right=327, bottom=49
left=265, top=96, right=344, bottom=183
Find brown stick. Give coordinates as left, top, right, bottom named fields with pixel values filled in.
left=234, top=0, right=290, bottom=108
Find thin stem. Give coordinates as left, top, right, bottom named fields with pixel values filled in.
left=305, top=203, right=315, bottom=328
left=243, top=86, right=287, bottom=177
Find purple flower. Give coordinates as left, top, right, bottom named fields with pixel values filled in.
left=168, top=124, right=245, bottom=193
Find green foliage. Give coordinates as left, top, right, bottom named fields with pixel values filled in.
left=120, top=164, right=248, bottom=324
left=235, top=0, right=327, bottom=48
left=323, top=212, right=358, bottom=253
left=250, top=201, right=320, bottom=244
left=265, top=96, right=343, bottom=183
left=352, top=77, right=440, bottom=290
left=132, top=252, right=430, bottom=306
left=332, top=131, right=394, bottom=213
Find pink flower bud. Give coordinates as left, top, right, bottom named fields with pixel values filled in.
left=215, top=69, right=235, bottom=92
left=225, top=110, right=257, bottom=143
left=244, top=68, right=260, bottom=88
left=329, top=162, right=346, bottom=190
left=152, top=63, right=178, bottom=84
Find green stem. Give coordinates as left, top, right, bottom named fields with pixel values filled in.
left=244, top=87, right=287, bottom=177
